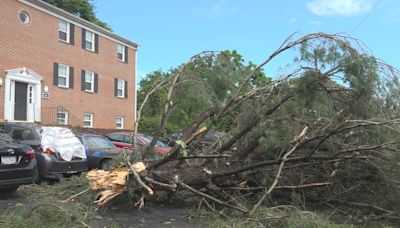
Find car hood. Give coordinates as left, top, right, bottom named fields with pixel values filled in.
left=154, top=146, right=172, bottom=155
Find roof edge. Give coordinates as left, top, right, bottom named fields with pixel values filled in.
left=20, top=0, right=139, bottom=49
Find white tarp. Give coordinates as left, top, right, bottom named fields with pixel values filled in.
left=41, top=127, right=86, bottom=161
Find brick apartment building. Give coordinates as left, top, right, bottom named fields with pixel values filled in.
left=0, top=0, right=138, bottom=129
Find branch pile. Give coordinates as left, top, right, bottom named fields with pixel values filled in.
left=86, top=33, right=400, bottom=222
left=87, top=162, right=149, bottom=206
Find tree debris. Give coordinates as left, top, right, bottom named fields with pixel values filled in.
left=84, top=33, right=400, bottom=223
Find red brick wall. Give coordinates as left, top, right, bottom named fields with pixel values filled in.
left=0, top=0, right=137, bottom=129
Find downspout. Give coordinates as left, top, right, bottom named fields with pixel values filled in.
left=134, top=49, right=138, bottom=129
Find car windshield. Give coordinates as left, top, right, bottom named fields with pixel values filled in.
left=10, top=126, right=36, bottom=140
left=85, top=136, right=114, bottom=149
left=143, top=135, right=167, bottom=147
left=170, top=132, right=182, bottom=140
left=204, top=131, right=225, bottom=142
left=0, top=133, right=16, bottom=145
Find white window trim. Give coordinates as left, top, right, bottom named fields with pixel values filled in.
left=85, top=30, right=95, bottom=51
left=117, top=79, right=125, bottom=98
left=58, top=64, right=69, bottom=88
left=83, top=113, right=94, bottom=128
left=58, top=20, right=70, bottom=43
left=116, top=116, right=124, bottom=129
left=57, top=111, right=69, bottom=125
left=117, top=44, right=125, bottom=62
left=84, top=71, right=94, bottom=92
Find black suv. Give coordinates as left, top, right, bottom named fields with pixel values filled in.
left=0, top=133, right=36, bottom=192
left=0, top=123, right=88, bottom=182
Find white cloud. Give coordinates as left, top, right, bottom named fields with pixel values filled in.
left=307, top=0, right=372, bottom=16
left=193, top=0, right=238, bottom=18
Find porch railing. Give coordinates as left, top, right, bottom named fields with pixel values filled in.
left=41, top=106, right=82, bottom=128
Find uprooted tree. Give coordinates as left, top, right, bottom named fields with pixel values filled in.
left=87, top=33, right=400, bottom=222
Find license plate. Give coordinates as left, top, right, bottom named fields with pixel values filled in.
left=66, top=171, right=78, bottom=174
left=1, top=156, right=16, bottom=165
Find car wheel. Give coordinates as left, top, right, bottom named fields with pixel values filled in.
left=32, top=166, right=42, bottom=184
left=62, top=172, right=81, bottom=178
left=1, top=187, right=18, bottom=193
left=100, top=159, right=111, bottom=170
left=62, top=173, right=73, bottom=178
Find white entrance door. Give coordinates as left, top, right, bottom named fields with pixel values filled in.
left=4, top=68, right=43, bottom=122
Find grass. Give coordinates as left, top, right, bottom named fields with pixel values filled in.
left=199, top=205, right=394, bottom=228
left=0, top=175, right=119, bottom=228
left=205, top=211, right=354, bottom=228
left=1, top=168, right=398, bottom=227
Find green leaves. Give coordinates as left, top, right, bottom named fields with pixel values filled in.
left=43, top=0, right=112, bottom=31
left=137, top=50, right=271, bottom=133
left=342, top=54, right=379, bottom=99
left=175, top=140, right=188, bottom=157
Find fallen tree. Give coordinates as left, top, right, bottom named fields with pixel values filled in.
left=87, top=33, right=400, bottom=224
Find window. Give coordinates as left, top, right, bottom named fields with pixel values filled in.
left=117, top=79, right=125, bottom=98
left=82, top=29, right=97, bottom=52
left=84, top=71, right=94, bottom=92
left=0, top=133, right=16, bottom=146
left=85, top=30, right=95, bottom=51
left=116, top=117, right=124, bottom=129
left=57, top=111, right=68, bottom=125
left=114, top=78, right=127, bottom=98
left=117, top=44, right=125, bottom=61
left=85, top=136, right=114, bottom=149
left=124, top=135, right=134, bottom=144
left=58, top=64, right=69, bottom=87
left=83, top=113, right=93, bottom=128
left=143, top=135, right=167, bottom=147
left=19, top=11, right=30, bottom=24
left=54, top=63, right=73, bottom=89
left=10, top=126, right=35, bottom=141
left=28, top=85, right=33, bottom=104
left=107, top=134, right=125, bottom=142
left=81, top=70, right=97, bottom=93
left=58, top=20, right=69, bottom=42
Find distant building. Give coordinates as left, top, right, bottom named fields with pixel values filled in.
left=0, top=0, right=138, bottom=129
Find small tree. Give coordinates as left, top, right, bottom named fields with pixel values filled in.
left=43, top=0, right=112, bottom=31
left=137, top=50, right=270, bottom=134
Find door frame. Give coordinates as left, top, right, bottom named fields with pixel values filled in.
left=4, top=68, right=43, bottom=122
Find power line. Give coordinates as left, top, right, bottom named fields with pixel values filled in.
left=349, top=0, right=383, bottom=34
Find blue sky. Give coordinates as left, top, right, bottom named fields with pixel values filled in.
left=95, top=0, right=400, bottom=82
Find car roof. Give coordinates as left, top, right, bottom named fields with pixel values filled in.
left=79, top=134, right=106, bottom=138
left=1, top=121, right=40, bottom=125
left=107, top=131, right=132, bottom=135
left=108, top=132, right=145, bottom=136
left=1, top=122, right=41, bottom=128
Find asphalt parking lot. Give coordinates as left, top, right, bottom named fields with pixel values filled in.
left=0, top=184, right=204, bottom=227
